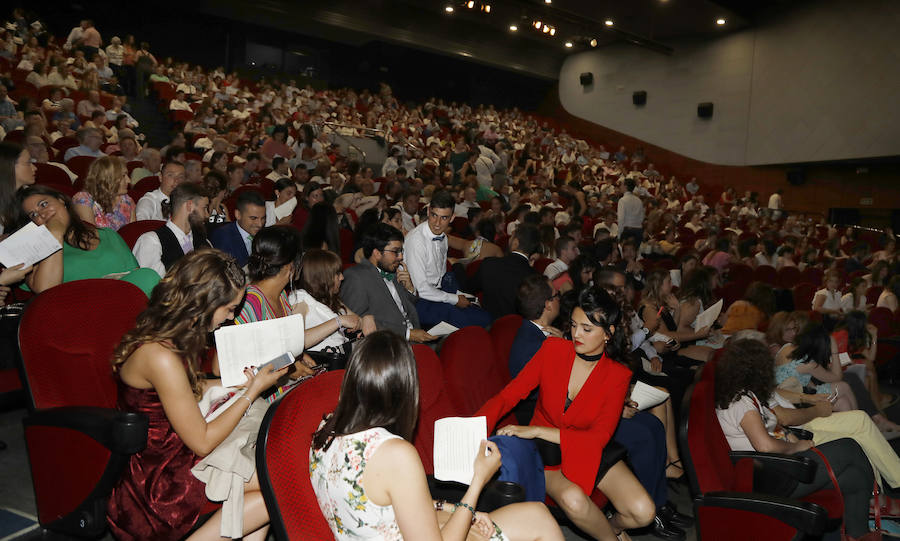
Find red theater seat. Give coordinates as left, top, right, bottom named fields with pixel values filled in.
left=256, top=371, right=343, bottom=540
left=488, top=314, right=523, bottom=382
left=412, top=344, right=459, bottom=474
left=440, top=326, right=508, bottom=417
left=117, top=220, right=166, bottom=250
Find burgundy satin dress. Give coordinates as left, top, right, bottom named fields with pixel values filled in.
left=107, top=380, right=206, bottom=540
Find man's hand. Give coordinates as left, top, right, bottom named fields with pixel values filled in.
left=456, top=294, right=470, bottom=308
left=396, top=266, right=414, bottom=292
left=409, top=329, right=438, bottom=342
left=622, top=400, right=639, bottom=419
left=360, top=315, right=377, bottom=336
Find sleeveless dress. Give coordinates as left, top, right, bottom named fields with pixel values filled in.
left=107, top=380, right=206, bottom=540
left=309, top=426, right=508, bottom=540
left=775, top=357, right=833, bottom=395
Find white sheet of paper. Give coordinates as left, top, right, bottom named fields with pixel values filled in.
left=839, top=352, right=853, bottom=367
left=433, top=416, right=487, bottom=485
left=640, top=358, right=667, bottom=377
left=692, top=298, right=724, bottom=331
left=427, top=321, right=459, bottom=337
left=0, top=222, right=62, bottom=268
left=214, top=314, right=305, bottom=388
left=273, top=198, right=297, bottom=220
left=630, top=381, right=670, bottom=411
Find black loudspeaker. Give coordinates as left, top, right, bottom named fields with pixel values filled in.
left=633, top=91, right=647, bottom=106
left=579, top=72, right=593, bottom=86
left=697, top=102, right=713, bottom=118
left=786, top=168, right=806, bottom=186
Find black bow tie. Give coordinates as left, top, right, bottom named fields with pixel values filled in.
left=432, top=235, right=445, bottom=241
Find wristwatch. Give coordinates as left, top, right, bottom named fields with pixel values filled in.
left=641, top=326, right=650, bottom=335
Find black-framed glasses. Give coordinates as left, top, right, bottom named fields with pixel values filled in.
left=383, top=248, right=404, bottom=255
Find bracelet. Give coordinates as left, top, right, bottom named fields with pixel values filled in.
left=454, top=502, right=477, bottom=524
left=241, top=396, right=253, bottom=407
left=335, top=315, right=344, bottom=333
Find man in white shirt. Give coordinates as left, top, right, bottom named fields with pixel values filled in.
left=768, top=189, right=784, bottom=220
left=403, top=190, right=491, bottom=329
left=453, top=186, right=479, bottom=218
left=617, top=178, right=645, bottom=248
left=136, top=161, right=185, bottom=220
left=474, top=152, right=495, bottom=189
left=169, top=90, right=192, bottom=112
left=133, top=182, right=209, bottom=277
left=543, top=236, right=579, bottom=280
left=398, top=190, right=421, bottom=234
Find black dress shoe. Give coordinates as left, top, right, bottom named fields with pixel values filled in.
left=651, top=514, right=686, bottom=541
left=660, top=501, right=694, bottom=529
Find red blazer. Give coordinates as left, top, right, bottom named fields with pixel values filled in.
left=476, top=337, right=631, bottom=495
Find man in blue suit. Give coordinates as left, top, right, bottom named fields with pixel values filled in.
left=209, top=190, right=266, bottom=268
left=508, top=274, right=561, bottom=424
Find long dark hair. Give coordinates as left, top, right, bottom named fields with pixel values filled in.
left=311, top=330, right=419, bottom=451
left=678, top=266, right=715, bottom=306
left=568, top=254, right=596, bottom=293
left=16, top=185, right=98, bottom=250
left=302, top=201, right=340, bottom=255
left=247, top=225, right=302, bottom=283
left=576, top=286, right=628, bottom=365
left=715, top=339, right=776, bottom=409
left=791, top=322, right=832, bottom=368
left=0, top=142, right=24, bottom=230
left=837, top=311, right=872, bottom=354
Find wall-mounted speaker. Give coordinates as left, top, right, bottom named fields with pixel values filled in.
left=786, top=168, right=806, bottom=186
left=579, top=72, right=593, bottom=86
left=697, top=102, right=714, bottom=118
left=632, top=91, right=647, bottom=106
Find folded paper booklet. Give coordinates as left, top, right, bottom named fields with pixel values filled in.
left=691, top=298, right=723, bottom=331
left=214, top=314, right=304, bottom=388
left=630, top=381, right=670, bottom=411
left=434, top=416, right=487, bottom=485
left=427, top=321, right=459, bottom=337
left=0, top=222, right=62, bottom=268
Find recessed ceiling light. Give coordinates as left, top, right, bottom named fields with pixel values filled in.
left=604, top=19, right=614, bottom=26
left=509, top=24, right=518, bottom=31
left=466, top=0, right=474, bottom=8
left=545, top=0, right=552, bottom=3
left=543, top=24, right=550, bottom=33
left=716, top=18, right=726, bottom=25
left=549, top=27, right=556, bottom=36
left=483, top=4, right=491, bottom=13
left=444, top=5, right=453, bottom=12
left=564, top=41, right=573, bottom=48
left=589, top=38, right=598, bottom=47
left=534, top=20, right=542, bottom=29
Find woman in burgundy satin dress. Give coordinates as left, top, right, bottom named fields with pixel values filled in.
left=107, top=250, right=288, bottom=540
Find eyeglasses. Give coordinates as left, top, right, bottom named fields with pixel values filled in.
left=383, top=248, right=404, bottom=255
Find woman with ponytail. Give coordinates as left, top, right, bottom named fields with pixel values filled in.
left=478, top=287, right=655, bottom=541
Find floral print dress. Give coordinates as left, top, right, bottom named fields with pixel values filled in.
left=310, top=426, right=508, bottom=540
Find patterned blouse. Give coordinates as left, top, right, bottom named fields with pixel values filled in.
left=73, top=191, right=135, bottom=231
left=233, top=284, right=290, bottom=324
left=310, top=426, right=507, bottom=541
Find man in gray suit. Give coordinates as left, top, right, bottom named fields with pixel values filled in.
left=340, top=223, right=437, bottom=343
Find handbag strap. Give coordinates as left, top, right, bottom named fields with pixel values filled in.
left=809, top=446, right=847, bottom=540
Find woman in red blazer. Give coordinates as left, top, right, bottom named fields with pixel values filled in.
left=477, top=287, right=654, bottom=541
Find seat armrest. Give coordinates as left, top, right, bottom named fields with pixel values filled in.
left=697, top=491, right=827, bottom=535
left=24, top=407, right=148, bottom=454
left=729, top=451, right=816, bottom=483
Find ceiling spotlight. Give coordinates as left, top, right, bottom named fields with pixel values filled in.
left=542, top=24, right=550, bottom=33
left=589, top=38, right=598, bottom=47
left=509, top=24, right=518, bottom=31
left=484, top=4, right=491, bottom=13
left=604, top=19, right=614, bottom=26
left=444, top=5, right=454, bottom=12
left=534, top=20, right=542, bottom=29
left=564, top=41, right=573, bottom=48
left=467, top=0, right=474, bottom=8
left=716, top=18, right=726, bottom=25
left=545, top=0, right=552, bottom=3
left=549, top=27, right=556, bottom=36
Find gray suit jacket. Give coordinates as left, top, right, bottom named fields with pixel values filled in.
left=340, top=259, right=420, bottom=337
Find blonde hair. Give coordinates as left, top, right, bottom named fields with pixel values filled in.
left=112, top=249, right=245, bottom=398
left=83, top=156, right=127, bottom=212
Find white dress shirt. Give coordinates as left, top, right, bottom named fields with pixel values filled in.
left=454, top=201, right=479, bottom=218
left=403, top=222, right=457, bottom=305
left=543, top=259, right=569, bottom=279
left=399, top=208, right=420, bottom=233
left=132, top=220, right=192, bottom=277
left=136, top=188, right=168, bottom=221
left=236, top=222, right=253, bottom=255
left=474, top=155, right=495, bottom=188
left=617, top=191, right=645, bottom=232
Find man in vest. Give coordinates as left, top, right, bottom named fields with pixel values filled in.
left=132, top=182, right=210, bottom=277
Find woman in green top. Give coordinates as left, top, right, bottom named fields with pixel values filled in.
left=17, top=185, right=159, bottom=297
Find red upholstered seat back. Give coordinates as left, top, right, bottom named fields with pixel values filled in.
left=117, top=220, right=166, bottom=250
left=129, top=175, right=160, bottom=203
left=776, top=266, right=802, bottom=289
left=870, top=307, right=897, bottom=338
left=440, top=326, right=507, bottom=416
left=18, top=279, right=147, bottom=410
left=792, top=283, right=817, bottom=312
left=412, top=345, right=459, bottom=474
left=488, top=314, right=523, bottom=382
left=65, top=155, right=97, bottom=180
left=684, top=380, right=740, bottom=494
left=256, top=371, right=343, bottom=540
left=753, top=265, right=777, bottom=285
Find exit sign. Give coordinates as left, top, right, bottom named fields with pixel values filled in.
left=860, top=198, right=874, bottom=205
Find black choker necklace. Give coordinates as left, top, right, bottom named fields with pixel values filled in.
left=578, top=351, right=605, bottom=362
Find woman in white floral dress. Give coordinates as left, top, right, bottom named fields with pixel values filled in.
left=310, top=331, right=564, bottom=541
